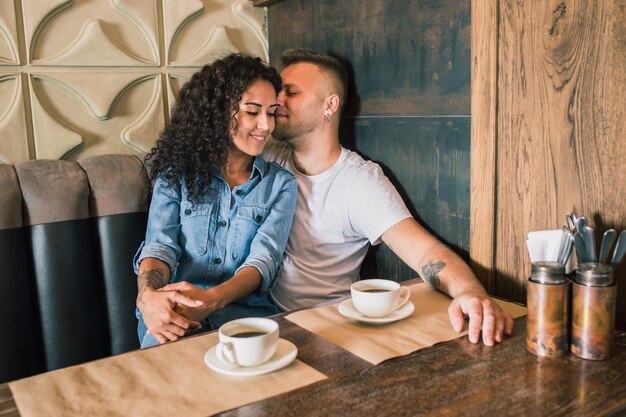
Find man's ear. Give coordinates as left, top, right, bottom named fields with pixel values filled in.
left=325, top=94, right=340, bottom=117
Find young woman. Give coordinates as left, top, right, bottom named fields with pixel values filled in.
left=134, top=54, right=296, bottom=348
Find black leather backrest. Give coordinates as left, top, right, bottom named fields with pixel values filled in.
left=0, top=155, right=149, bottom=381
left=15, top=159, right=108, bottom=372
left=0, top=165, right=44, bottom=383
left=80, top=154, right=148, bottom=354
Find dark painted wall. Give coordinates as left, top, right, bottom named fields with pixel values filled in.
left=267, top=0, right=471, bottom=281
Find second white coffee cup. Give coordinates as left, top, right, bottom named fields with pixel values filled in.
left=216, top=317, right=279, bottom=367
left=351, top=279, right=411, bottom=318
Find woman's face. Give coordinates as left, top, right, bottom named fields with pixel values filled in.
left=231, top=79, right=278, bottom=157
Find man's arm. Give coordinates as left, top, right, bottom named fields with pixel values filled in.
left=381, top=218, right=514, bottom=346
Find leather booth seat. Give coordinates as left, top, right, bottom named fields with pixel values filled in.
left=0, top=154, right=148, bottom=383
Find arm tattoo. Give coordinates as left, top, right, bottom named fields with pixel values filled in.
left=137, top=269, right=167, bottom=306
left=421, top=260, right=446, bottom=290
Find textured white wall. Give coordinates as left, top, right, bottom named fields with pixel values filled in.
left=0, top=0, right=268, bottom=162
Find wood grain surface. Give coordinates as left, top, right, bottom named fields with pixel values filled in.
left=473, top=0, right=626, bottom=328
left=470, top=0, right=498, bottom=294
left=217, top=320, right=626, bottom=417
left=2, top=315, right=625, bottom=416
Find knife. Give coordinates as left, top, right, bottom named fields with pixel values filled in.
left=582, top=225, right=596, bottom=262
left=574, top=232, right=588, bottom=264
left=612, top=230, right=626, bottom=270
left=599, top=229, right=617, bottom=264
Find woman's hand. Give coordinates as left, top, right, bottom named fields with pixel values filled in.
left=157, top=267, right=262, bottom=328
left=137, top=259, right=205, bottom=344
left=159, top=282, right=224, bottom=323
left=138, top=287, right=204, bottom=343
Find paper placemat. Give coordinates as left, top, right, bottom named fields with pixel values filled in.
left=285, top=283, right=527, bottom=365
left=9, top=332, right=326, bottom=417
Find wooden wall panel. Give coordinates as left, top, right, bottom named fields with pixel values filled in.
left=0, top=0, right=268, bottom=163
left=470, top=0, right=498, bottom=293
left=267, top=0, right=471, bottom=281
left=471, top=0, right=626, bottom=328
left=268, top=0, right=471, bottom=116
left=345, top=118, right=471, bottom=281
left=345, top=118, right=471, bottom=250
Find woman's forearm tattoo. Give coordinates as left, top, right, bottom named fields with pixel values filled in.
left=137, top=269, right=166, bottom=306
left=422, top=260, right=446, bottom=290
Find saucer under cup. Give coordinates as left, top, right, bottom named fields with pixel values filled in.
left=217, top=317, right=279, bottom=367
left=338, top=299, right=415, bottom=324
left=205, top=338, right=298, bottom=377
left=351, top=279, right=411, bottom=318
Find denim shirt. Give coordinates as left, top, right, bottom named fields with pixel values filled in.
left=133, top=157, right=297, bottom=330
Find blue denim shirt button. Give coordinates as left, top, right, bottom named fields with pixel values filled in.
left=218, top=220, right=227, bottom=227
left=214, top=257, right=222, bottom=265
left=255, top=215, right=263, bottom=222
left=184, top=208, right=192, bottom=215
left=235, top=190, right=243, bottom=196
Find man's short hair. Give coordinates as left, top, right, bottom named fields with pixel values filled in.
left=281, top=48, right=348, bottom=110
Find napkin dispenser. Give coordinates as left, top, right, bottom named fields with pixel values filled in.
left=526, top=261, right=570, bottom=357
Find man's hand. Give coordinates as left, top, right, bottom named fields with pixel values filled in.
left=448, top=294, right=514, bottom=346
left=159, top=282, right=224, bottom=323
left=137, top=287, right=203, bottom=344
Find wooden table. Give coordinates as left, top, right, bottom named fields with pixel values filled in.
left=2, top=307, right=626, bottom=416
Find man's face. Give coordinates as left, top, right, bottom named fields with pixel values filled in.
left=273, top=63, right=327, bottom=142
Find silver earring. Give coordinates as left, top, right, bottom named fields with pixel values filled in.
left=324, top=113, right=331, bottom=122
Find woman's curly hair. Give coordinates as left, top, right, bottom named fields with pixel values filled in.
left=144, top=54, right=281, bottom=203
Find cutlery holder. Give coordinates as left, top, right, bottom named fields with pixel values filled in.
left=571, top=263, right=616, bottom=360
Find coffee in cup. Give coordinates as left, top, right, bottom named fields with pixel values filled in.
left=351, top=279, right=411, bottom=318
left=216, top=318, right=279, bottom=367
left=231, top=331, right=267, bottom=338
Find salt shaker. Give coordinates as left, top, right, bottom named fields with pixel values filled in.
left=571, top=262, right=616, bottom=360
left=526, top=261, right=570, bottom=357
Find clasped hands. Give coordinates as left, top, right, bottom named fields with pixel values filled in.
left=139, top=282, right=218, bottom=344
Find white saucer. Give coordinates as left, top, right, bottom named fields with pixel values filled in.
left=338, top=299, right=415, bottom=324
left=204, top=338, right=298, bottom=377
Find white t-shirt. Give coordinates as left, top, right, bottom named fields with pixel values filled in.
left=263, top=141, right=412, bottom=310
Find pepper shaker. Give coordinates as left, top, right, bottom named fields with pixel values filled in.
left=571, top=262, right=616, bottom=360
left=526, top=261, right=570, bottom=357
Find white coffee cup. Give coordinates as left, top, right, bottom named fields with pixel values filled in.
left=216, top=318, right=279, bottom=367
left=351, top=279, right=411, bottom=318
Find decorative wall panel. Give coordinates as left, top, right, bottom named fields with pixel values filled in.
left=0, top=1, right=20, bottom=65
left=0, top=74, right=29, bottom=163
left=166, top=73, right=194, bottom=115
left=0, top=0, right=268, bottom=163
left=164, top=0, right=268, bottom=65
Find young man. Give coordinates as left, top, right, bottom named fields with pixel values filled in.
left=263, top=49, right=513, bottom=346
